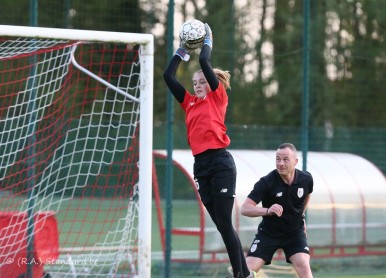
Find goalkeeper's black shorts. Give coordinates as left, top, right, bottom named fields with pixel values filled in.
left=193, top=148, right=236, bottom=205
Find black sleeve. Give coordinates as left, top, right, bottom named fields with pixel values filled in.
left=199, top=44, right=219, bottom=91
left=163, top=55, right=186, bottom=103
left=247, top=178, right=266, bottom=205
left=248, top=171, right=275, bottom=206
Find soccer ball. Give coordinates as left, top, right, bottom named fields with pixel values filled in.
left=179, top=19, right=206, bottom=50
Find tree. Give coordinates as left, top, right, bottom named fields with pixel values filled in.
left=311, top=0, right=386, bottom=127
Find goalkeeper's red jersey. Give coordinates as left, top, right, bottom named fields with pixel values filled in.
left=180, top=83, right=230, bottom=156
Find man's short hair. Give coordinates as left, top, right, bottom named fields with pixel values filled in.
left=278, top=143, right=297, bottom=152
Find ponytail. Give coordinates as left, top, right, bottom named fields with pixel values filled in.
left=213, top=68, right=231, bottom=90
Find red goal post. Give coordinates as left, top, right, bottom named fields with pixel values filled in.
left=0, top=25, right=153, bottom=277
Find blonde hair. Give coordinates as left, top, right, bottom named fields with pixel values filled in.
left=214, top=68, right=231, bottom=89
left=194, top=68, right=231, bottom=90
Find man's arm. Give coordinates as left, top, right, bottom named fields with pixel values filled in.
left=240, top=198, right=269, bottom=217
left=302, top=194, right=312, bottom=236
left=241, top=197, right=283, bottom=217
left=302, top=194, right=312, bottom=216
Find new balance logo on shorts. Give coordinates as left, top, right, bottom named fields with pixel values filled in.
left=220, top=188, right=228, bottom=193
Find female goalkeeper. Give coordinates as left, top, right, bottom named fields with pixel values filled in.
left=163, top=23, right=250, bottom=278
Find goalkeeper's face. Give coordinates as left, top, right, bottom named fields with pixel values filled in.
left=193, top=71, right=210, bottom=99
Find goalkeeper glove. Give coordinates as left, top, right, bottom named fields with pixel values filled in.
left=204, top=23, right=213, bottom=49
left=175, top=43, right=191, bottom=62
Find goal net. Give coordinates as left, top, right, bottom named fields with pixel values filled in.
left=0, top=25, right=153, bottom=277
